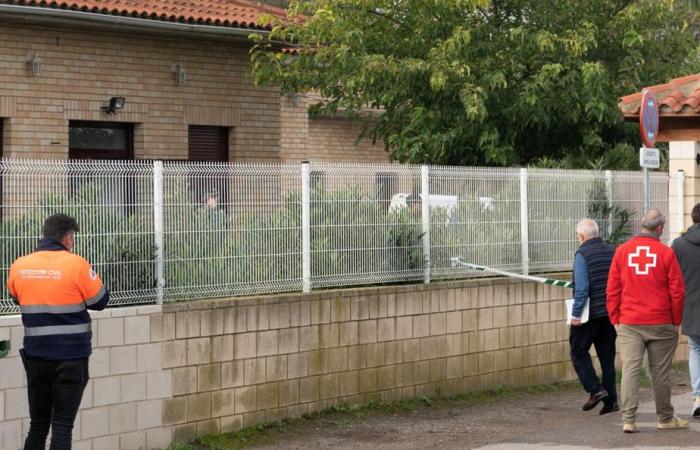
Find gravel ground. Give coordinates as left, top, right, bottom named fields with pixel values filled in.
left=240, top=367, right=700, bottom=449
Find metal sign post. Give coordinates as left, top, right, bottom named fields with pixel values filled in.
left=639, top=89, right=659, bottom=214
left=639, top=147, right=660, bottom=213
left=643, top=165, right=649, bottom=214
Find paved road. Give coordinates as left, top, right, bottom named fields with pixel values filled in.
left=254, top=375, right=700, bottom=449
left=478, top=392, right=700, bottom=449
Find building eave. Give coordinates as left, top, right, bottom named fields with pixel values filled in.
left=0, top=4, right=269, bottom=41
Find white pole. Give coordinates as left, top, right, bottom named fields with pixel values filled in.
left=643, top=166, right=650, bottom=214
left=153, top=160, right=165, bottom=305
left=520, top=168, right=529, bottom=275
left=421, top=165, right=431, bottom=284
left=301, top=161, right=311, bottom=293
left=605, top=170, right=613, bottom=239
left=676, top=170, right=685, bottom=241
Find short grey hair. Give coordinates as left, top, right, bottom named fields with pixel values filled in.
left=642, top=208, right=665, bottom=231
left=576, top=218, right=599, bottom=239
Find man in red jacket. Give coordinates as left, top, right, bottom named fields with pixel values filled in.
left=607, top=208, right=687, bottom=433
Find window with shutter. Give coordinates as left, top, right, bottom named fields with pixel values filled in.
left=188, top=126, right=229, bottom=162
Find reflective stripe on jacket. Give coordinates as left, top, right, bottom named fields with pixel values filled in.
left=6, top=238, right=109, bottom=359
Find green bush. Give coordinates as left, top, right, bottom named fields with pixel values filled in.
left=1, top=182, right=157, bottom=307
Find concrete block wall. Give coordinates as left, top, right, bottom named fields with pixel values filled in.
left=0, top=305, right=173, bottom=450
left=0, top=277, right=689, bottom=449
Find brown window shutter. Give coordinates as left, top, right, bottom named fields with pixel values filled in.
left=188, top=126, right=229, bottom=161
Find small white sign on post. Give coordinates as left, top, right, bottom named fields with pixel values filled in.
left=639, top=147, right=660, bottom=169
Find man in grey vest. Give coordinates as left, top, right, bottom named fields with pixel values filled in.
left=672, top=203, right=700, bottom=417
left=570, top=218, right=618, bottom=414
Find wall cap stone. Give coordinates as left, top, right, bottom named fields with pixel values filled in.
left=162, top=273, right=570, bottom=313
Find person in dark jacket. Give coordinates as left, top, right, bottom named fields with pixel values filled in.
left=570, top=218, right=618, bottom=414
left=672, top=203, right=700, bottom=418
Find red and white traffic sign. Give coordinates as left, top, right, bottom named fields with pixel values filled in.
left=639, top=89, right=659, bottom=148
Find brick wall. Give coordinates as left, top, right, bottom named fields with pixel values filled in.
left=279, top=95, right=389, bottom=164
left=0, top=22, right=281, bottom=162
left=2, top=276, right=684, bottom=450
left=0, top=23, right=388, bottom=164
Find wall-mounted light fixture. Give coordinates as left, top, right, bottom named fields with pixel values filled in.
left=173, top=62, right=186, bottom=85
left=101, top=96, right=125, bottom=114
left=26, top=52, right=42, bottom=76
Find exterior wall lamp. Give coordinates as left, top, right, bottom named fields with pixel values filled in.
left=173, top=62, right=186, bottom=85
left=26, top=52, right=41, bottom=76
left=102, top=96, right=125, bottom=114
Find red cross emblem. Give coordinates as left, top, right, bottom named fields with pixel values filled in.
left=628, top=246, right=657, bottom=275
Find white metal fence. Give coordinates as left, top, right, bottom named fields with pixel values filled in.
left=0, top=159, right=671, bottom=313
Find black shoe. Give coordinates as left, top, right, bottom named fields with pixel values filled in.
left=599, top=401, right=619, bottom=415
left=583, top=389, right=609, bottom=411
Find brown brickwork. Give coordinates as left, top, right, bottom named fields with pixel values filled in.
left=0, top=23, right=389, bottom=164
left=0, top=23, right=280, bottom=161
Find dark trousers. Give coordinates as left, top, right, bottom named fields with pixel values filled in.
left=569, top=316, right=618, bottom=404
left=20, top=350, right=89, bottom=450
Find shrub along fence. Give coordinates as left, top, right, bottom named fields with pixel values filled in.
left=0, top=159, right=671, bottom=313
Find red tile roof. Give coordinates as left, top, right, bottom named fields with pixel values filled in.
left=619, top=74, right=700, bottom=120
left=0, top=0, right=287, bottom=30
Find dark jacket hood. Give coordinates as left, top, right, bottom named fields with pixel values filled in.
left=682, top=223, right=700, bottom=246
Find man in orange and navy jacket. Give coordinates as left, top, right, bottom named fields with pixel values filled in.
left=7, top=213, right=108, bottom=450
left=607, top=208, right=686, bottom=434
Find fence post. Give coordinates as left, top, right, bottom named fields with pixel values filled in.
left=421, top=165, right=431, bottom=284
left=675, top=170, right=685, bottom=242
left=153, top=160, right=165, bottom=305
left=301, top=161, right=311, bottom=293
left=605, top=170, right=613, bottom=238
left=520, top=168, right=529, bottom=275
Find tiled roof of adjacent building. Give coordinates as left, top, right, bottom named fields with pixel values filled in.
left=0, top=0, right=287, bottom=30
left=619, top=74, right=700, bottom=120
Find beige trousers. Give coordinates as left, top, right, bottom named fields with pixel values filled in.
left=618, top=324, right=679, bottom=422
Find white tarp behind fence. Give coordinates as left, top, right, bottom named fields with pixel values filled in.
left=0, top=159, right=670, bottom=313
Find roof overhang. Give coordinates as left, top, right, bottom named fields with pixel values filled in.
left=619, top=74, right=700, bottom=142
left=0, top=4, right=268, bottom=41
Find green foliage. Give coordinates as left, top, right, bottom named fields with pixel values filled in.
left=530, top=143, right=670, bottom=171
left=310, top=183, right=425, bottom=284
left=585, top=181, right=634, bottom=246
left=2, top=179, right=427, bottom=304
left=162, top=180, right=425, bottom=297
left=259, top=0, right=289, bottom=7
left=429, top=180, right=522, bottom=276
left=1, top=182, right=157, bottom=305
left=251, top=0, right=700, bottom=167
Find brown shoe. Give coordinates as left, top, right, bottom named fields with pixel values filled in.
left=658, top=417, right=689, bottom=430
left=600, top=401, right=619, bottom=415
left=583, top=389, right=609, bottom=411
left=623, top=422, right=638, bottom=433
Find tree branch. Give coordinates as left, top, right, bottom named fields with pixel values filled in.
left=367, top=9, right=411, bottom=32
left=613, top=0, right=634, bottom=16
